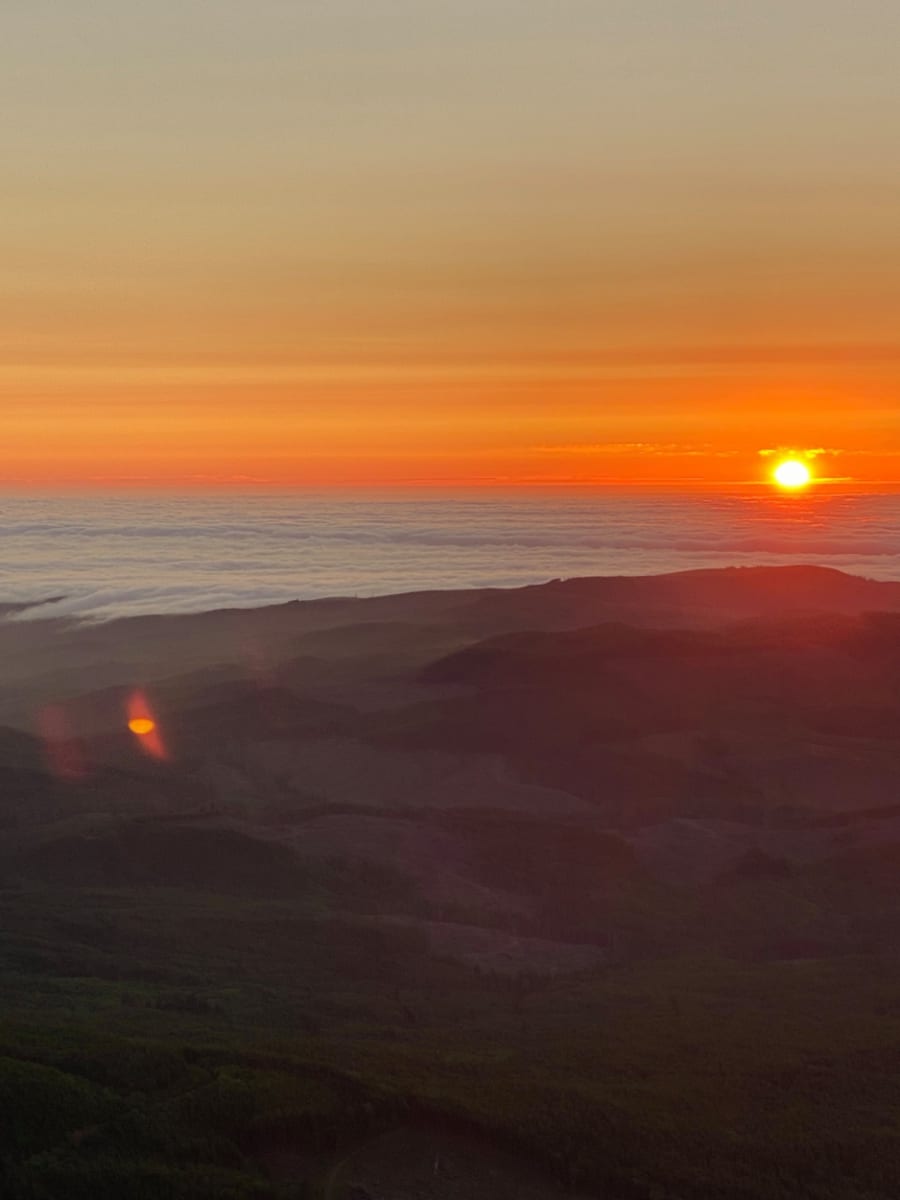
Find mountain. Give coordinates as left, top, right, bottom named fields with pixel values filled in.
left=3, top=566, right=900, bottom=1198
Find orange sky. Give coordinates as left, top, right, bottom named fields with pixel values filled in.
left=4, top=3, right=899, bottom=489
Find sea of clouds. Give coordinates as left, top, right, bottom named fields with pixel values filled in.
left=1, top=489, right=900, bottom=621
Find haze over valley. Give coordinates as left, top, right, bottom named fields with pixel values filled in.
left=4, top=565, right=900, bottom=1196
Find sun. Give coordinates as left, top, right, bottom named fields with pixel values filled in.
left=772, top=459, right=812, bottom=490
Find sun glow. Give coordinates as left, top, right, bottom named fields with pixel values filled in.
left=772, top=459, right=812, bottom=490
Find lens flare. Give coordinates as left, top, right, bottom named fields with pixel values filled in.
left=126, top=690, right=167, bottom=759
left=128, top=717, right=156, bottom=736
left=37, top=704, right=86, bottom=780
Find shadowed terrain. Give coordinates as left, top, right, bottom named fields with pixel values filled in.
left=3, top=566, right=900, bottom=1197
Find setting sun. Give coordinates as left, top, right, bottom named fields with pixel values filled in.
left=772, top=460, right=812, bottom=490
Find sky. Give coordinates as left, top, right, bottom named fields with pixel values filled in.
left=3, top=1, right=899, bottom=488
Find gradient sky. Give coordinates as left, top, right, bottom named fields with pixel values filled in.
left=3, top=1, right=899, bottom=487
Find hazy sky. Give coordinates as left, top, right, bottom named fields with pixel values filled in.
left=3, top=1, right=899, bottom=486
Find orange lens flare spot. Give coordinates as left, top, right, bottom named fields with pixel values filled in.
left=128, top=717, right=156, bottom=736
left=125, top=689, right=168, bottom=759
left=772, top=459, right=812, bottom=489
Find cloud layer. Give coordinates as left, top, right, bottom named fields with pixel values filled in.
left=2, top=490, right=900, bottom=622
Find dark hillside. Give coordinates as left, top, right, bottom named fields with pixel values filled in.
left=4, top=568, right=900, bottom=1196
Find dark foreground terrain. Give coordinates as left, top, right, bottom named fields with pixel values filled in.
left=3, top=566, right=900, bottom=1197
